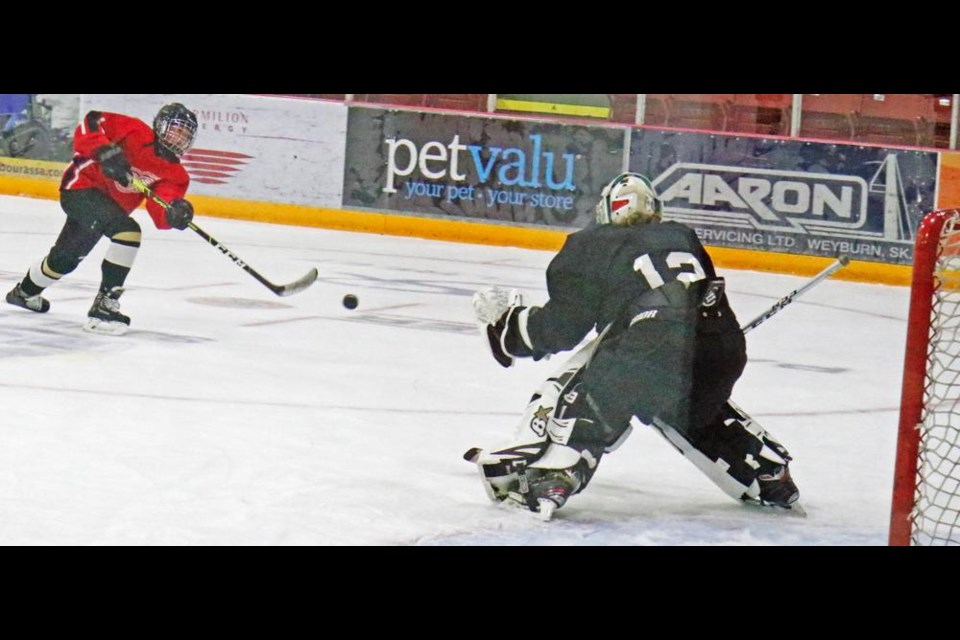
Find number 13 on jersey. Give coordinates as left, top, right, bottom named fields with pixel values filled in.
left=634, top=251, right=706, bottom=289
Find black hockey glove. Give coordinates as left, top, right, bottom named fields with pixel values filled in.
left=486, top=305, right=538, bottom=367
left=93, top=144, right=132, bottom=187
left=165, top=198, right=194, bottom=230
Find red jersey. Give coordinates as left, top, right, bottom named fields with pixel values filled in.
left=59, top=111, right=190, bottom=230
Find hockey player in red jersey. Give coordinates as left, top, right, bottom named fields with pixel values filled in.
left=5, top=103, right=199, bottom=335
left=469, top=172, right=799, bottom=520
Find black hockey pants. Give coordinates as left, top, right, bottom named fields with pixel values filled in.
left=43, top=189, right=141, bottom=288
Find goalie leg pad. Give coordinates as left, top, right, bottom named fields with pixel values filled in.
left=474, top=439, right=549, bottom=503
left=650, top=400, right=799, bottom=507
left=470, top=337, right=618, bottom=515
left=472, top=415, right=601, bottom=511
left=489, top=444, right=594, bottom=519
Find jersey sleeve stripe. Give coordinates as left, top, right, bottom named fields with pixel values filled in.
left=62, top=159, right=95, bottom=190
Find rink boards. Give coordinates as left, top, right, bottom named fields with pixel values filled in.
left=5, top=93, right=955, bottom=286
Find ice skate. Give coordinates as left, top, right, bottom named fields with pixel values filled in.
left=5, top=283, right=50, bottom=313
left=511, top=468, right=582, bottom=522
left=757, top=464, right=799, bottom=507
left=755, top=463, right=804, bottom=515
left=530, top=469, right=581, bottom=521
left=474, top=451, right=582, bottom=521
left=83, top=286, right=130, bottom=336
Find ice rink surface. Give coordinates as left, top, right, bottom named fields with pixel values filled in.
left=0, top=194, right=910, bottom=545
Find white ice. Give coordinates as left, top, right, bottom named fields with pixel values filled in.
left=0, top=194, right=908, bottom=545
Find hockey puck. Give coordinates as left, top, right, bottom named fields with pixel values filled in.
left=342, top=294, right=358, bottom=310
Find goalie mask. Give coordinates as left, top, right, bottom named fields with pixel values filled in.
left=595, top=172, right=663, bottom=226
left=153, top=103, right=198, bottom=157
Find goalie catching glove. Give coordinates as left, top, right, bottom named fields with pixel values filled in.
left=472, top=286, right=539, bottom=367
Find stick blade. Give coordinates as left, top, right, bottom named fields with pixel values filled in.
left=274, top=267, right=318, bottom=297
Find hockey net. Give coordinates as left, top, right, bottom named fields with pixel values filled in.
left=890, top=209, right=960, bottom=546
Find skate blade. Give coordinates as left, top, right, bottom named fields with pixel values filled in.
left=497, top=492, right=560, bottom=521
left=536, top=499, right=557, bottom=522
left=83, top=318, right=129, bottom=336
left=783, top=502, right=807, bottom=517
left=747, top=498, right=807, bottom=518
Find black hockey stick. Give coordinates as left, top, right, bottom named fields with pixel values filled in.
left=740, top=255, right=850, bottom=335
left=130, top=178, right=318, bottom=297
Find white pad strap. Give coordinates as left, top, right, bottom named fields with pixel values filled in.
left=651, top=417, right=757, bottom=501
left=516, top=307, right=534, bottom=350
left=529, top=443, right=583, bottom=470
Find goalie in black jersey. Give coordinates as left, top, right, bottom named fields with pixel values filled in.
left=469, top=172, right=799, bottom=520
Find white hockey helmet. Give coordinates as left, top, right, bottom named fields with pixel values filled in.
left=595, top=172, right=663, bottom=226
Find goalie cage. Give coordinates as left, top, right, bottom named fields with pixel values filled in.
left=890, top=209, right=960, bottom=546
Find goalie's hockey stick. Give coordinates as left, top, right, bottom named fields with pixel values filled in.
left=130, top=178, right=318, bottom=297
left=740, top=256, right=850, bottom=335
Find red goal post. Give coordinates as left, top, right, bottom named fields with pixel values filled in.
left=890, top=209, right=960, bottom=546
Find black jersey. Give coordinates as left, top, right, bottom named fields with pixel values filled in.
left=527, top=220, right=735, bottom=357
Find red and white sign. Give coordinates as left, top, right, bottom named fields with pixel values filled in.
left=80, top=94, right=346, bottom=207
left=181, top=148, right=253, bottom=186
